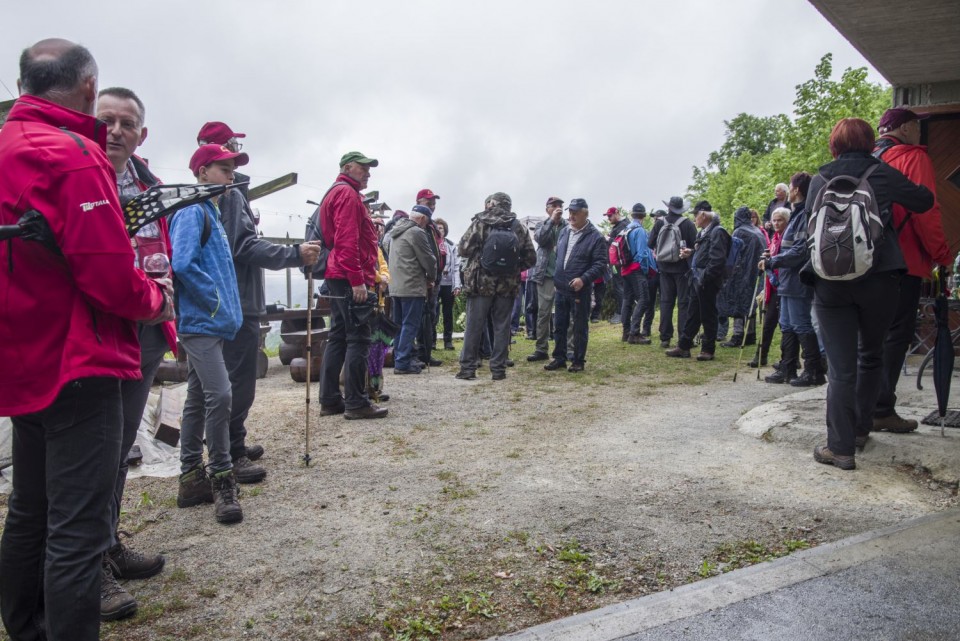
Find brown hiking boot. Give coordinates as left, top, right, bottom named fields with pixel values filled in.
left=101, top=558, right=137, bottom=621
left=177, top=463, right=214, bottom=508
left=872, top=412, right=918, bottom=433
left=319, top=402, right=346, bottom=416
left=211, top=469, right=243, bottom=524
left=813, top=445, right=856, bottom=470
left=628, top=334, right=651, bottom=345
left=696, top=352, right=714, bottom=361
left=232, top=455, right=267, bottom=484
left=344, top=404, right=388, bottom=420
left=107, top=539, right=165, bottom=580
left=665, top=347, right=691, bottom=358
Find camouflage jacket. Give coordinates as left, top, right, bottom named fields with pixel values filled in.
left=457, top=206, right=537, bottom=298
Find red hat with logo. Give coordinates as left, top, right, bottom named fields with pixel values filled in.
left=197, top=121, right=246, bottom=145
left=189, top=144, right=249, bottom=176
left=417, top=188, right=440, bottom=201
left=604, top=207, right=619, bottom=217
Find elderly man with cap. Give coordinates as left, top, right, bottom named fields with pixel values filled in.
left=456, top=192, right=536, bottom=380
left=413, top=188, right=446, bottom=368
left=648, top=197, right=698, bottom=348
left=640, top=209, right=665, bottom=337
left=527, top=196, right=568, bottom=361
left=316, top=152, right=387, bottom=419
left=604, top=206, right=630, bottom=325
left=619, top=203, right=654, bottom=344
left=545, top=198, right=608, bottom=372
left=387, top=207, right=437, bottom=374
left=200, top=124, right=323, bottom=483
left=871, top=108, right=953, bottom=434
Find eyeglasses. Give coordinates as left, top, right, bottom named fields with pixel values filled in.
left=227, top=138, right=243, bottom=152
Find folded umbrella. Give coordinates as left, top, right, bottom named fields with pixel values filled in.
left=932, top=266, right=955, bottom=437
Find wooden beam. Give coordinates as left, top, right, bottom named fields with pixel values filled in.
left=247, top=172, right=297, bottom=202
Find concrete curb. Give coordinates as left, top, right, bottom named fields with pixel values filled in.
left=491, top=507, right=960, bottom=641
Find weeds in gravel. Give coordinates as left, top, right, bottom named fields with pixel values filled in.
left=698, top=537, right=813, bottom=577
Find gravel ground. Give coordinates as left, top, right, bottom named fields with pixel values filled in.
left=1, top=331, right=955, bottom=641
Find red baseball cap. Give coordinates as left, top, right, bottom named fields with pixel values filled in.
left=417, top=188, right=440, bottom=201
left=546, top=196, right=564, bottom=206
left=604, top=207, right=619, bottom=217
left=878, top=108, right=928, bottom=132
left=197, top=121, right=246, bottom=145
left=189, top=144, right=249, bottom=176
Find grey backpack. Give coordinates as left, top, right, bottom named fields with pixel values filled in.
left=655, top=218, right=683, bottom=264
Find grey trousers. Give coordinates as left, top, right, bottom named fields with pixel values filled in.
left=460, top=295, right=514, bottom=375
left=179, top=334, right=233, bottom=474
left=534, top=279, right=556, bottom=355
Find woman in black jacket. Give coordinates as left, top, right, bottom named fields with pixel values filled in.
left=806, top=118, right=934, bottom=470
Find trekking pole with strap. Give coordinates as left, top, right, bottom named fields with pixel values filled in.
left=734, top=267, right=764, bottom=382
left=755, top=273, right=768, bottom=381
left=303, top=274, right=314, bottom=467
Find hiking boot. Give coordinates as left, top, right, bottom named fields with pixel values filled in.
left=628, top=334, right=651, bottom=345
left=319, top=402, right=346, bottom=416
left=210, top=470, right=243, bottom=524
left=544, top=359, right=566, bottom=371
left=609, top=314, right=622, bottom=324
left=665, top=347, right=691, bottom=358
left=789, top=370, right=821, bottom=387
left=720, top=335, right=743, bottom=348
left=427, top=357, right=443, bottom=367
left=855, top=435, right=869, bottom=451
left=813, top=445, right=856, bottom=470
left=567, top=363, right=585, bottom=372
left=127, top=444, right=143, bottom=467
left=344, top=404, right=388, bottom=420
left=107, top=541, right=165, bottom=580
left=506, top=359, right=515, bottom=367
left=660, top=340, right=671, bottom=349
left=696, top=352, right=714, bottom=361
left=177, top=463, right=214, bottom=508
left=492, top=371, right=506, bottom=381
left=246, top=444, right=264, bottom=461
left=873, top=412, right=918, bottom=433
left=444, top=341, right=455, bottom=350
left=527, top=351, right=549, bottom=362
left=101, top=558, right=137, bottom=621
left=377, top=393, right=391, bottom=402
left=764, top=369, right=795, bottom=384
left=232, top=456, right=267, bottom=484
left=455, top=369, right=477, bottom=380
left=394, top=366, right=422, bottom=375
left=621, top=329, right=630, bottom=342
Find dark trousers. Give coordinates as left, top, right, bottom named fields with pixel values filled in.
left=658, top=270, right=689, bottom=342
left=511, top=287, right=523, bottom=332
left=319, top=279, right=371, bottom=411
left=394, top=296, right=425, bottom=371
left=678, top=278, right=721, bottom=353
left=553, top=288, right=591, bottom=365
left=223, top=315, right=260, bottom=461
left=437, top=284, right=455, bottom=344
left=591, top=281, right=606, bottom=320
left=621, top=269, right=650, bottom=336
left=1, top=377, right=122, bottom=641
left=524, top=279, right=538, bottom=335
left=611, top=272, right=624, bottom=316
left=113, top=324, right=167, bottom=545
left=418, top=288, right=438, bottom=362
left=642, top=273, right=659, bottom=335
left=460, top=295, right=513, bottom=374
left=815, top=272, right=901, bottom=456
left=875, top=275, right=923, bottom=417
left=760, top=293, right=781, bottom=355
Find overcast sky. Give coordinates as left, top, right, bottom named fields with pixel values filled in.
left=1, top=0, right=883, bottom=240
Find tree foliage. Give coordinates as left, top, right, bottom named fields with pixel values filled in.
left=689, top=54, right=891, bottom=227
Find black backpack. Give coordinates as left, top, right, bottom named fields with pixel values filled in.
left=480, top=220, right=521, bottom=275
left=302, top=182, right=348, bottom=279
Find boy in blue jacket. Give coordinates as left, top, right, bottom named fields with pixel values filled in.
left=170, top=144, right=245, bottom=524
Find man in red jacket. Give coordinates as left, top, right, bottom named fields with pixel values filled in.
left=0, top=39, right=172, bottom=641
left=872, top=108, right=954, bottom=434
left=317, top=152, right=388, bottom=419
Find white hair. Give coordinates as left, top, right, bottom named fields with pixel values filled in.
left=771, top=207, right=791, bottom=223
left=775, top=183, right=789, bottom=194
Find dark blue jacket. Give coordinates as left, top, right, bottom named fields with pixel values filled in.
left=553, top=221, right=608, bottom=295
left=769, top=202, right=811, bottom=299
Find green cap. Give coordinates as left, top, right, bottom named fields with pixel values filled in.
left=339, top=151, right=379, bottom=168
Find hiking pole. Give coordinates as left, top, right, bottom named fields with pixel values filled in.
left=734, top=268, right=764, bottom=382
left=303, top=272, right=314, bottom=467
left=755, top=273, right=768, bottom=381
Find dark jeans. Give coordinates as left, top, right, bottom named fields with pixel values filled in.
left=760, top=293, right=781, bottom=353
left=591, top=281, right=606, bottom=320
left=553, top=288, right=591, bottom=365
left=319, top=279, right=372, bottom=411
left=642, top=272, right=659, bottom=335
left=1, top=377, right=122, bottom=641
left=815, top=272, right=901, bottom=456
left=524, top=279, right=538, bottom=335
left=394, top=296, right=425, bottom=371
left=610, top=272, right=624, bottom=316
left=418, top=289, right=438, bottom=362
left=223, top=315, right=260, bottom=461
left=437, top=284, right=455, bottom=344
left=113, top=324, right=167, bottom=545
left=875, top=275, right=923, bottom=418
left=678, top=278, right=721, bottom=353
left=659, top=270, right=689, bottom=342
left=511, top=287, right=523, bottom=333
left=621, top=269, right=650, bottom=336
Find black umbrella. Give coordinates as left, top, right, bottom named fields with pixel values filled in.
left=932, top=266, right=954, bottom=437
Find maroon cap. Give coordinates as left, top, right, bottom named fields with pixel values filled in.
left=545, top=196, right=564, bottom=206
left=416, top=188, right=440, bottom=201
left=197, top=121, right=246, bottom=145
left=604, top=207, right=619, bottom=217
left=878, top=108, right=928, bottom=132
left=189, top=144, right=249, bottom=176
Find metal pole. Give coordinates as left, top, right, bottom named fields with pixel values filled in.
left=303, top=272, right=313, bottom=467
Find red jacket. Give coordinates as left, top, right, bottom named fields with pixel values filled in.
left=320, top=174, right=378, bottom=287
left=0, top=96, right=166, bottom=416
left=877, top=137, right=954, bottom=278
